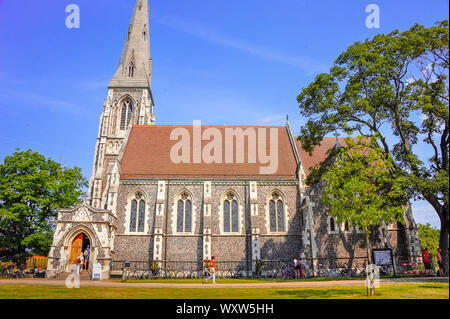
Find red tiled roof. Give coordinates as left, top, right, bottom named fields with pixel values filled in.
left=295, top=137, right=349, bottom=175
left=121, top=125, right=299, bottom=180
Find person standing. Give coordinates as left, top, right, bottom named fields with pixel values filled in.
left=84, top=246, right=90, bottom=270
left=299, top=259, right=306, bottom=278
left=78, top=253, right=84, bottom=273
left=205, top=256, right=217, bottom=284
left=422, top=248, right=431, bottom=276
left=437, top=248, right=443, bottom=277
left=294, top=258, right=300, bottom=279
left=75, top=254, right=82, bottom=275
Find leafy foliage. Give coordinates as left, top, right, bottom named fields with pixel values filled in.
left=297, top=20, right=448, bottom=208
left=417, top=223, right=440, bottom=261
left=322, top=137, right=408, bottom=235
left=0, top=150, right=87, bottom=264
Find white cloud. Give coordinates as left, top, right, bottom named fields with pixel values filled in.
left=153, top=13, right=328, bottom=75
left=260, top=114, right=286, bottom=126
left=0, top=89, right=91, bottom=119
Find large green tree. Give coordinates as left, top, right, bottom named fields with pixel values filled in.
left=321, top=137, right=407, bottom=296
left=417, top=223, right=441, bottom=265
left=297, top=21, right=449, bottom=275
left=0, top=150, right=87, bottom=264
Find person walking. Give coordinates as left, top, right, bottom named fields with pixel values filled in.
left=422, top=248, right=431, bottom=276
left=205, top=256, right=217, bottom=284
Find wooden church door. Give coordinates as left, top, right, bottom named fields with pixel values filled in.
left=70, top=233, right=84, bottom=264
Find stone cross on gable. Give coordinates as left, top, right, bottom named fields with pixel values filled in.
left=334, top=131, right=341, bottom=147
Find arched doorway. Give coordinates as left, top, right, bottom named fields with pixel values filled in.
left=69, top=233, right=91, bottom=265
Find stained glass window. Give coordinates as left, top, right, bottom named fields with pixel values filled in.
left=120, top=100, right=133, bottom=131
left=223, top=192, right=238, bottom=233
left=138, top=200, right=145, bottom=232
left=269, top=200, right=276, bottom=232
left=130, top=199, right=137, bottom=232
left=185, top=200, right=192, bottom=232
left=277, top=200, right=285, bottom=232
left=177, top=200, right=184, bottom=233
left=231, top=200, right=238, bottom=232
left=223, top=200, right=230, bottom=233
left=176, top=192, right=192, bottom=233
left=120, top=104, right=127, bottom=131
left=129, top=192, right=146, bottom=233
left=269, top=192, right=286, bottom=233
left=127, top=104, right=133, bottom=126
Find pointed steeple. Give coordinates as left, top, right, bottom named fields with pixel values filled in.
left=109, top=0, right=152, bottom=89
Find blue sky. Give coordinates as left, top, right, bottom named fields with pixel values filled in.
left=0, top=0, right=448, bottom=228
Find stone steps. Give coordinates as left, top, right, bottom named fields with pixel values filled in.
left=55, top=271, right=92, bottom=280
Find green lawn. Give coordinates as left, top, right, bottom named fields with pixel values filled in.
left=115, top=274, right=426, bottom=284
left=0, top=282, right=448, bottom=299
left=116, top=277, right=367, bottom=284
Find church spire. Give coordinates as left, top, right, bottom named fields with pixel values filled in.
left=109, top=0, right=152, bottom=89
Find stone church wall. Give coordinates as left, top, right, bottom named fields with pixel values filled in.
left=307, top=181, right=419, bottom=268
left=111, top=180, right=304, bottom=264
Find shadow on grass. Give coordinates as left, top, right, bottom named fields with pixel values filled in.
left=274, top=288, right=364, bottom=299
left=418, top=285, right=446, bottom=289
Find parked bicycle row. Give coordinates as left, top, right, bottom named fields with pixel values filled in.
left=115, top=260, right=385, bottom=280
left=0, top=264, right=46, bottom=279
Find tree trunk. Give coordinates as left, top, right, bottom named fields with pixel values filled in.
left=422, top=196, right=449, bottom=277
left=365, top=231, right=375, bottom=296
left=439, top=213, right=449, bottom=276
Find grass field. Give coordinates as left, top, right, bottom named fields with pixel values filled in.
left=0, top=282, right=448, bottom=299
left=115, top=275, right=421, bottom=284
left=116, top=277, right=369, bottom=284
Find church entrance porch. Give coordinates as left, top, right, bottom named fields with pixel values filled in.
left=69, top=232, right=91, bottom=269
left=45, top=203, right=117, bottom=279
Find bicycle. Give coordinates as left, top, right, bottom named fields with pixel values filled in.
left=14, top=268, right=25, bottom=279
left=315, top=263, right=330, bottom=277
left=282, top=265, right=295, bottom=280
left=2, top=265, right=15, bottom=278
left=0, top=266, right=7, bottom=278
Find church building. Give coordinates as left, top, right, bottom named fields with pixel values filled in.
left=46, top=0, right=421, bottom=279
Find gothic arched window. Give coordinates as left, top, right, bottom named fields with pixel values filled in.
left=120, top=99, right=133, bottom=131
left=129, top=191, right=146, bottom=233
left=176, top=191, right=192, bottom=233
left=344, top=221, right=349, bottom=232
left=223, top=192, right=239, bottom=233
left=269, top=192, right=285, bottom=233
left=128, top=62, right=135, bottom=77
left=330, top=217, right=335, bottom=232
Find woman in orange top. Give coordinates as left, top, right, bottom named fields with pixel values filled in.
left=205, top=256, right=216, bottom=284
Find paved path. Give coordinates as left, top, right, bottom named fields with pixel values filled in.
left=0, top=277, right=447, bottom=289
